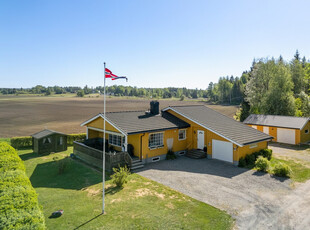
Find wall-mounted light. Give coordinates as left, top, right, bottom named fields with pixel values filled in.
left=208, top=142, right=211, bottom=146
left=234, top=146, right=238, bottom=151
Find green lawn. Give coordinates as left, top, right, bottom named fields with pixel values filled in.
left=271, top=157, right=310, bottom=183
left=19, top=147, right=233, bottom=230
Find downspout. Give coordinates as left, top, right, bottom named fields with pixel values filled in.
left=140, top=133, right=145, bottom=161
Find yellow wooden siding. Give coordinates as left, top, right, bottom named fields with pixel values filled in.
left=237, top=141, right=268, bottom=159
left=87, top=117, right=120, bottom=133
left=166, top=109, right=267, bottom=161
left=300, top=121, right=310, bottom=143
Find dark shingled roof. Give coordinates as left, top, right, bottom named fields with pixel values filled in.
left=102, top=111, right=190, bottom=135
left=243, top=114, right=309, bottom=130
left=31, top=129, right=66, bottom=139
left=165, top=105, right=272, bottom=146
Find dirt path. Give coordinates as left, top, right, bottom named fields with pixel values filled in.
left=269, top=143, right=310, bottom=162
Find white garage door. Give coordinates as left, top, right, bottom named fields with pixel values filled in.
left=277, top=128, right=295, bottom=145
left=212, top=140, right=233, bottom=163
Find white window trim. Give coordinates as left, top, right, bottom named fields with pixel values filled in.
left=108, top=134, right=123, bottom=147
left=148, top=132, right=164, bottom=149
left=249, top=143, right=258, bottom=149
left=178, top=129, right=186, bottom=141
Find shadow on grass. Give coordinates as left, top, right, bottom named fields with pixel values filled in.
left=105, top=185, right=122, bottom=195
left=30, top=158, right=102, bottom=190
left=73, top=213, right=103, bottom=230
left=19, top=151, right=39, bottom=161
left=252, top=170, right=290, bottom=182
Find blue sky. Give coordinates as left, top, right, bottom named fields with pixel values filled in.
left=1, top=0, right=310, bottom=89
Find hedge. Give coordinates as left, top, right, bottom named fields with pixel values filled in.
left=0, top=142, right=46, bottom=229
left=10, top=136, right=32, bottom=149
left=67, top=133, right=86, bottom=146
left=10, top=133, right=86, bottom=149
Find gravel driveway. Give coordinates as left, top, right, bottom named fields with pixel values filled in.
left=137, top=157, right=310, bottom=230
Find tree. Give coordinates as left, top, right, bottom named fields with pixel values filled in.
left=245, top=59, right=276, bottom=113
left=262, top=62, right=295, bottom=115
left=77, top=89, right=85, bottom=97
left=291, top=58, right=305, bottom=95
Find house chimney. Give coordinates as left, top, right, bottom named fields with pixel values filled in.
left=150, top=101, right=159, bottom=115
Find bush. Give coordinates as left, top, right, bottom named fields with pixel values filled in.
left=259, top=149, right=272, bottom=160
left=238, top=157, right=246, bottom=167
left=10, top=136, right=32, bottom=149
left=67, top=133, right=86, bottom=146
left=255, top=156, right=270, bottom=172
left=273, top=162, right=291, bottom=177
left=77, top=89, right=85, bottom=97
left=0, top=143, right=46, bottom=229
left=166, top=149, right=176, bottom=160
left=245, top=153, right=256, bottom=166
left=53, top=156, right=71, bottom=174
left=111, top=165, right=130, bottom=188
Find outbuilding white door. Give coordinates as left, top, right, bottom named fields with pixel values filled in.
left=212, top=140, right=233, bottom=163
left=263, top=126, right=269, bottom=135
left=277, top=128, right=295, bottom=145
left=197, top=130, right=204, bottom=149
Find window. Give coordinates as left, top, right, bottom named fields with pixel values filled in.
left=305, top=129, right=309, bottom=134
left=149, top=132, right=164, bottom=149
left=178, top=129, right=186, bottom=140
left=58, top=137, right=63, bottom=145
left=249, top=143, right=258, bottom=149
left=108, top=134, right=123, bottom=147
left=43, top=137, right=51, bottom=144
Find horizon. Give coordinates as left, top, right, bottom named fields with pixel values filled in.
left=1, top=0, right=310, bottom=88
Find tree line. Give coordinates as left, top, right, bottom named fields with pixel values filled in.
left=0, top=85, right=209, bottom=100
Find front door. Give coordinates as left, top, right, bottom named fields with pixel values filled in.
left=197, top=130, right=204, bottom=149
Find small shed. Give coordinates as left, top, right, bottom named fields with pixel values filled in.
left=31, top=129, right=67, bottom=154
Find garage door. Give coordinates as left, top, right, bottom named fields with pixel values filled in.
left=277, top=128, right=295, bottom=145
left=212, top=140, right=233, bottom=163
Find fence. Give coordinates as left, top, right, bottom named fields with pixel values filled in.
left=73, top=141, right=132, bottom=172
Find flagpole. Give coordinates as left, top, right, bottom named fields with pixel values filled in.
left=102, top=62, right=106, bottom=214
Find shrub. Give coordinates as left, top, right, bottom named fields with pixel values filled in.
left=77, top=89, right=85, bottom=97
left=111, top=165, right=130, bottom=188
left=166, top=149, right=176, bottom=160
left=67, top=133, right=86, bottom=146
left=273, top=162, right=291, bottom=177
left=10, top=136, right=32, bottom=149
left=259, top=149, right=272, bottom=160
left=53, top=156, right=71, bottom=174
left=0, top=143, right=46, bottom=229
left=245, top=153, right=256, bottom=166
left=238, top=157, right=246, bottom=167
left=255, top=156, right=270, bottom=172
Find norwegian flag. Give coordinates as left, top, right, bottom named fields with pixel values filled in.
left=105, top=68, right=127, bottom=81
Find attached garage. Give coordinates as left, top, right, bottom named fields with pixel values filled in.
left=277, top=128, right=295, bottom=145
left=212, top=140, right=233, bottom=163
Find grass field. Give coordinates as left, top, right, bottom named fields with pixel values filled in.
left=271, top=157, right=310, bottom=183
left=19, top=147, right=233, bottom=229
left=0, top=95, right=239, bottom=138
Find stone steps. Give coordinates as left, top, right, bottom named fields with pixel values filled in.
left=130, top=158, right=144, bottom=171
left=185, top=149, right=207, bottom=159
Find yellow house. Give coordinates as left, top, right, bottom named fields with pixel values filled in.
left=81, top=103, right=272, bottom=165
left=243, top=114, right=310, bottom=145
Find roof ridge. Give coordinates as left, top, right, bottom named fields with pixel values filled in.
left=169, top=104, right=205, bottom=107
left=250, top=114, right=309, bottom=119
left=100, top=110, right=146, bottom=114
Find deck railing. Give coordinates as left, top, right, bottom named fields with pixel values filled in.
left=73, top=141, right=132, bottom=172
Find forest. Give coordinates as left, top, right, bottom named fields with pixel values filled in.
left=1, top=51, right=309, bottom=120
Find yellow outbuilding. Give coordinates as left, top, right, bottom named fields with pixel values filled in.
left=243, top=114, right=310, bottom=145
